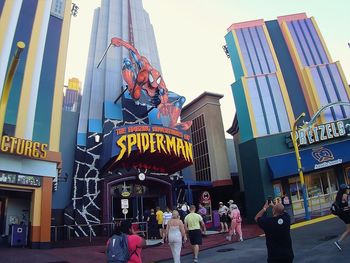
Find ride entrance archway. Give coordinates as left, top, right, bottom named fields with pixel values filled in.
left=103, top=173, right=173, bottom=223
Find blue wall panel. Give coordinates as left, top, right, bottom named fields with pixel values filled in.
left=5, top=0, right=38, bottom=126
left=266, top=20, right=310, bottom=120
left=33, top=16, right=63, bottom=143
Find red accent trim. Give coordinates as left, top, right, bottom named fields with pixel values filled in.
left=227, top=19, right=264, bottom=32
left=277, top=13, right=307, bottom=23
left=212, top=179, right=232, bottom=187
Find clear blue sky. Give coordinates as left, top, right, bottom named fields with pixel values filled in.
left=65, top=0, right=350, bottom=134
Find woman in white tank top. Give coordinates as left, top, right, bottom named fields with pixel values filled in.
left=165, top=210, right=187, bottom=263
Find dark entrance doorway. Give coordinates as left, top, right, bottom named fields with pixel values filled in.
left=105, top=175, right=172, bottom=223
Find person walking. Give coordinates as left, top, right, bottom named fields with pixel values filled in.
left=163, top=207, right=173, bottom=242
left=218, top=202, right=229, bottom=232
left=334, top=184, right=350, bottom=251
left=147, top=209, right=158, bottom=239
left=156, top=207, right=163, bottom=239
left=255, top=201, right=294, bottom=263
left=226, top=204, right=243, bottom=242
left=165, top=210, right=187, bottom=263
left=184, top=205, right=206, bottom=263
left=107, top=220, right=146, bottom=263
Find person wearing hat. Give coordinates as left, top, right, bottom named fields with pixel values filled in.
left=226, top=204, right=243, bottom=242
left=334, top=184, right=350, bottom=251
left=218, top=202, right=229, bottom=233
left=228, top=200, right=235, bottom=213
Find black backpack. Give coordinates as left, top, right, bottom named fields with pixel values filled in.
left=106, top=234, right=130, bottom=263
left=330, top=202, right=340, bottom=215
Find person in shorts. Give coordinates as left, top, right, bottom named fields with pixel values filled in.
left=218, top=202, right=229, bottom=232
left=156, top=206, right=163, bottom=239
left=184, top=205, right=206, bottom=263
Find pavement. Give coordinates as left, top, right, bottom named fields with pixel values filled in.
left=0, top=216, right=349, bottom=263
left=160, top=215, right=350, bottom=263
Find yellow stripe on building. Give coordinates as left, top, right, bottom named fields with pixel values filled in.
left=0, top=0, right=17, bottom=58
left=279, top=21, right=314, bottom=118
left=231, top=31, right=248, bottom=77
left=242, top=77, right=258, bottom=137
left=335, top=61, right=350, bottom=101
left=49, top=0, right=72, bottom=151
left=303, top=68, right=325, bottom=124
left=261, top=24, right=295, bottom=127
left=310, top=17, right=332, bottom=63
left=15, top=1, right=48, bottom=139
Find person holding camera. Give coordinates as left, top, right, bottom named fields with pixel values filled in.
left=255, top=199, right=294, bottom=263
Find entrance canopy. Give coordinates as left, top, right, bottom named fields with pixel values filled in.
left=102, top=125, right=193, bottom=174
left=267, top=138, right=350, bottom=179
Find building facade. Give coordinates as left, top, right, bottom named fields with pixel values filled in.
left=180, top=92, right=236, bottom=222
left=0, top=0, right=71, bottom=247
left=64, top=0, right=192, bottom=237
left=63, top=77, right=81, bottom=112
left=225, top=13, right=350, bottom=221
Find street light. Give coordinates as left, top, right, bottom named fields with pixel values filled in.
left=291, top=112, right=311, bottom=220
left=0, top=41, right=25, bottom=137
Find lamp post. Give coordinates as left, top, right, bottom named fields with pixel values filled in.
left=291, top=112, right=311, bottom=220
left=0, top=41, right=25, bottom=137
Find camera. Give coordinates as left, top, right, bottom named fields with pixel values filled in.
left=267, top=196, right=273, bottom=205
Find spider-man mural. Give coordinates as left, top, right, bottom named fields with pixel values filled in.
left=102, top=38, right=192, bottom=131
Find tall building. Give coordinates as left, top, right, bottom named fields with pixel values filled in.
left=63, top=77, right=81, bottom=112
left=0, top=0, right=71, bottom=248
left=63, top=0, right=185, bottom=237
left=180, top=92, right=238, bottom=226
left=225, top=13, right=350, bottom=220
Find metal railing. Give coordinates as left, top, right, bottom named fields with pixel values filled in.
left=51, top=221, right=148, bottom=243
left=291, top=192, right=336, bottom=219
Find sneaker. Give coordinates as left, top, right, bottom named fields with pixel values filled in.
left=226, top=236, right=232, bottom=241
left=239, top=237, right=243, bottom=242
left=193, top=258, right=198, bottom=263
left=334, top=241, right=342, bottom=251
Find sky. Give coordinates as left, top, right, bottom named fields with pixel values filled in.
left=65, top=0, right=350, bottom=136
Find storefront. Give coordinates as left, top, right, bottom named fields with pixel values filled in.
left=237, top=118, right=350, bottom=221
left=100, top=124, right=193, bottom=223
left=0, top=136, right=61, bottom=248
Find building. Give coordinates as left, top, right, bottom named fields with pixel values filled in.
left=63, top=77, right=81, bottom=112
left=180, top=92, right=237, bottom=222
left=63, top=0, right=192, bottom=237
left=0, top=0, right=71, bottom=248
left=225, top=13, right=350, bottom=221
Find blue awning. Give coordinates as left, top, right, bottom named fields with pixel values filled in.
left=267, top=139, right=350, bottom=179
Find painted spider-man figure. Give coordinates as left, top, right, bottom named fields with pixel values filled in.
left=110, top=37, right=192, bottom=130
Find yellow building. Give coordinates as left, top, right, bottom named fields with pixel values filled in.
left=0, top=0, right=71, bottom=248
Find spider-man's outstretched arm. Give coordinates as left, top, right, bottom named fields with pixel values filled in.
left=111, top=38, right=142, bottom=70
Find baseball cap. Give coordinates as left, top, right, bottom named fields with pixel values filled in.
left=219, top=202, right=223, bottom=205
left=228, top=200, right=234, bottom=204
left=340, top=184, right=350, bottom=190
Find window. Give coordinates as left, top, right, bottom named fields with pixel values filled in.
left=190, top=115, right=211, bottom=181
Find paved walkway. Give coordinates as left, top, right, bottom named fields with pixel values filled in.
left=0, top=215, right=345, bottom=263
left=160, top=216, right=349, bottom=263
left=0, top=224, right=263, bottom=263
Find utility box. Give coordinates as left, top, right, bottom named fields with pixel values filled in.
left=9, top=224, right=28, bottom=247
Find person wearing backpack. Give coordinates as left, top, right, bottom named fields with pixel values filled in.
left=106, top=220, right=145, bottom=263
left=334, top=184, right=350, bottom=251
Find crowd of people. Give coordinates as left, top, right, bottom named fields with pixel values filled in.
left=106, top=183, right=350, bottom=263
left=106, top=200, right=243, bottom=263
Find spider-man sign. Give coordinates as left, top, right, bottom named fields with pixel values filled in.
left=101, top=38, right=192, bottom=131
